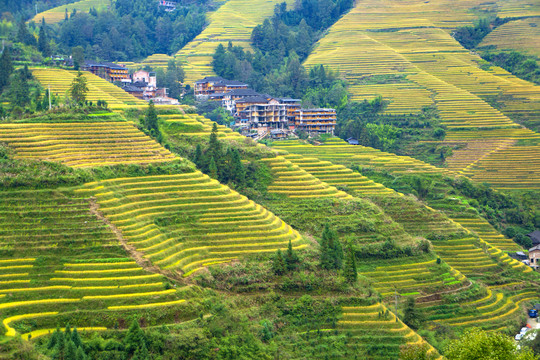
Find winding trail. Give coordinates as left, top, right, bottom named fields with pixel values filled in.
left=88, top=197, right=186, bottom=285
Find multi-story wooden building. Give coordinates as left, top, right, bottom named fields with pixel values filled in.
left=83, top=61, right=129, bottom=82
left=194, top=76, right=248, bottom=99
left=236, top=97, right=288, bottom=130
left=294, top=108, right=336, bottom=134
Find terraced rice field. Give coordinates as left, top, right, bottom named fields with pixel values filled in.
left=160, top=113, right=244, bottom=139
left=176, top=0, right=294, bottom=84
left=0, top=190, right=192, bottom=339
left=278, top=152, right=395, bottom=196
left=462, top=145, right=540, bottom=190
left=359, top=258, right=466, bottom=298
left=303, top=0, right=540, bottom=183
left=261, top=155, right=352, bottom=199
left=480, top=18, right=540, bottom=57
left=32, top=68, right=146, bottom=109
left=0, top=122, right=176, bottom=168
left=425, top=287, right=539, bottom=331
left=77, top=173, right=307, bottom=277
left=32, top=0, right=111, bottom=24
left=272, top=139, right=449, bottom=175
left=451, top=217, right=521, bottom=252
left=339, top=303, right=441, bottom=359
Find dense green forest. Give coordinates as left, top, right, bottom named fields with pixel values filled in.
left=56, top=1, right=207, bottom=60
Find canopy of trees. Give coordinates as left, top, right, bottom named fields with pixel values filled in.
left=55, top=0, right=207, bottom=61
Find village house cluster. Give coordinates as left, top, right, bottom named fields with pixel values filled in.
left=194, top=76, right=337, bottom=139
left=81, top=61, right=179, bottom=105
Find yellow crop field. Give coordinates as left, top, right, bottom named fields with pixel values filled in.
left=32, top=0, right=111, bottom=25
left=0, top=122, right=177, bottom=168
left=303, top=0, right=540, bottom=183
left=32, top=68, right=146, bottom=109
left=338, top=303, right=442, bottom=359
left=481, top=18, right=540, bottom=57
left=261, top=156, right=351, bottom=199
left=176, top=0, right=295, bottom=84
left=77, top=172, right=307, bottom=276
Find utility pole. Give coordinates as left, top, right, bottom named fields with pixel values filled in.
left=35, top=4, right=38, bottom=16
left=48, top=85, right=52, bottom=110
left=394, top=289, right=398, bottom=319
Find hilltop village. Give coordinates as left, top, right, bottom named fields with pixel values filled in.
left=0, top=0, right=539, bottom=359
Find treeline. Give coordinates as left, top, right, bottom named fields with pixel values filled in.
left=54, top=0, right=207, bottom=61
left=212, top=0, right=354, bottom=97
left=481, top=50, right=540, bottom=85
left=452, top=17, right=507, bottom=50
left=2, top=0, right=76, bottom=20
left=190, top=123, right=271, bottom=191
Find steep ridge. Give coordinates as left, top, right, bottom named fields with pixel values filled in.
left=77, top=173, right=307, bottom=277
left=303, top=0, right=540, bottom=189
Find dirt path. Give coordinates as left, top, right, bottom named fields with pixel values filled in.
left=88, top=197, right=185, bottom=285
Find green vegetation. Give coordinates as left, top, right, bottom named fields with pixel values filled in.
left=480, top=50, right=540, bottom=85
left=445, top=327, right=538, bottom=360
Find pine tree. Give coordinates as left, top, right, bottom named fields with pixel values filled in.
left=65, top=339, right=77, bottom=360
left=69, top=71, right=88, bottom=105
left=71, top=327, right=82, bottom=349
left=320, top=223, right=332, bottom=269
left=208, top=122, right=222, bottom=161
left=209, top=156, right=218, bottom=179
left=343, top=246, right=357, bottom=283
left=332, top=238, right=343, bottom=270
left=17, top=21, right=36, bottom=46
left=42, top=87, right=51, bottom=110
left=285, top=239, right=299, bottom=271
left=145, top=101, right=159, bottom=132
left=124, top=320, right=146, bottom=354
left=272, top=249, right=286, bottom=275
left=75, top=346, right=86, bottom=360
left=0, top=47, right=14, bottom=91
left=193, top=143, right=203, bottom=167
left=320, top=223, right=343, bottom=270
left=9, top=71, right=30, bottom=107
left=231, top=149, right=246, bottom=185
left=48, top=326, right=63, bottom=349
left=403, top=296, right=423, bottom=330
left=38, top=19, right=51, bottom=57
left=133, top=342, right=149, bottom=360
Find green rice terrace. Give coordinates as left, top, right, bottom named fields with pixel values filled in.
left=1, top=0, right=540, bottom=357
left=0, top=104, right=536, bottom=359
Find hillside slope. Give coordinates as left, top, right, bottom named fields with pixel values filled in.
left=303, top=0, right=540, bottom=190
left=175, top=0, right=294, bottom=84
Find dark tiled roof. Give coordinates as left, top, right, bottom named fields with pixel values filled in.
left=84, top=60, right=126, bottom=70
left=527, top=231, right=540, bottom=244
left=195, top=76, right=248, bottom=87
left=224, top=88, right=260, bottom=97
left=122, top=84, right=144, bottom=92
left=236, top=96, right=269, bottom=104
